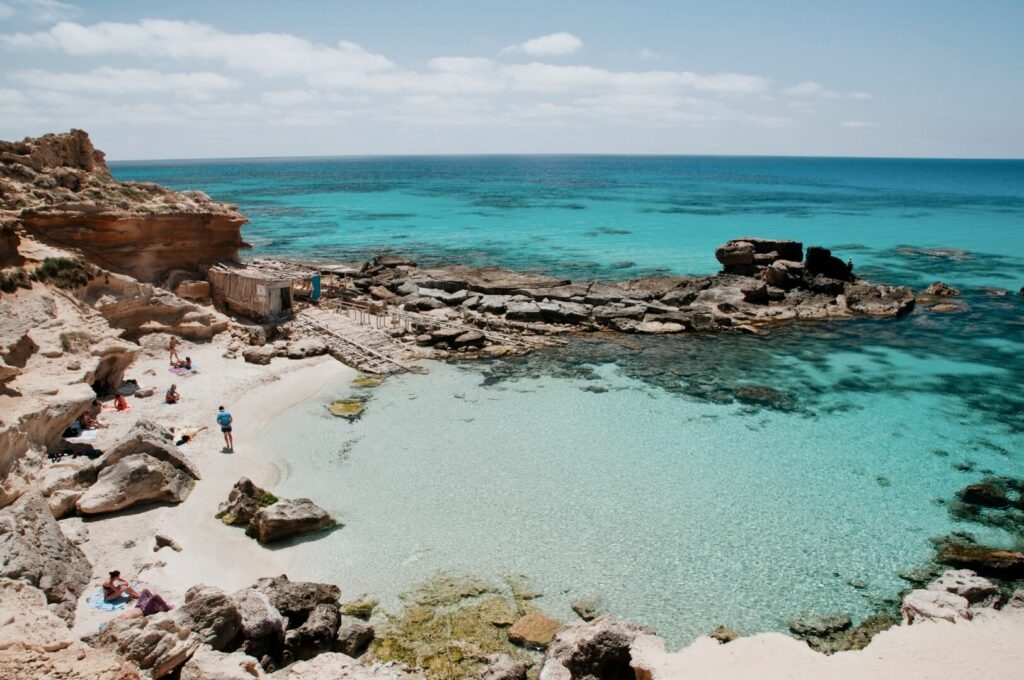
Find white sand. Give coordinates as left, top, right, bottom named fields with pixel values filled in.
left=633, top=606, right=1024, bottom=679
left=71, top=338, right=353, bottom=636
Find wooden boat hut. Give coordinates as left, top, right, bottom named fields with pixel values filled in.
left=207, top=264, right=295, bottom=323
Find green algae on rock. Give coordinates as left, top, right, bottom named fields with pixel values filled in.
left=329, top=399, right=365, bottom=420
left=352, top=376, right=384, bottom=388
left=369, top=574, right=534, bottom=679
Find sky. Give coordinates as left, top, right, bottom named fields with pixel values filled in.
left=0, top=0, right=1022, bottom=160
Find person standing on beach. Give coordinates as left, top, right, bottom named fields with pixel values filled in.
left=169, top=336, right=180, bottom=365
left=217, top=406, right=234, bottom=452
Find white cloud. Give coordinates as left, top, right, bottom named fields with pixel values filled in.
left=0, top=18, right=872, bottom=145
left=12, top=67, right=240, bottom=94
left=503, top=31, right=583, bottom=56
left=0, top=4, right=14, bottom=20
left=2, top=19, right=395, bottom=78
left=841, top=120, right=877, bottom=128
left=638, top=48, right=660, bottom=61
left=260, top=89, right=318, bottom=107
left=783, top=81, right=872, bottom=100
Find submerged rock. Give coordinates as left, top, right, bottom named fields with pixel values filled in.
left=329, top=399, right=365, bottom=420
left=570, top=597, right=603, bottom=622
left=788, top=612, right=852, bottom=638
left=957, top=482, right=1011, bottom=509
left=936, top=542, right=1024, bottom=577
left=248, top=498, right=338, bottom=544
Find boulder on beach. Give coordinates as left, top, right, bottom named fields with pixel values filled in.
left=253, top=575, right=341, bottom=628
left=180, top=645, right=262, bottom=680
left=901, top=589, right=971, bottom=624
left=926, top=569, right=1001, bottom=607
left=285, top=602, right=339, bottom=661
left=334, top=615, right=374, bottom=657
left=76, top=453, right=195, bottom=515
left=541, top=615, right=652, bottom=680
left=217, top=477, right=279, bottom=526
left=248, top=498, right=338, bottom=545
left=86, top=615, right=202, bottom=679
left=479, top=653, right=529, bottom=680
left=174, top=585, right=243, bottom=651
left=0, top=493, right=90, bottom=622
left=231, top=586, right=288, bottom=662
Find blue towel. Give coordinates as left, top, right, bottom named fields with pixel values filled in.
left=88, top=588, right=130, bottom=611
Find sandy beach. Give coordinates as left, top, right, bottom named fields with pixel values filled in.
left=69, top=337, right=354, bottom=637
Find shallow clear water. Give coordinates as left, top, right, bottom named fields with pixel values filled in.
left=112, top=156, right=1024, bottom=645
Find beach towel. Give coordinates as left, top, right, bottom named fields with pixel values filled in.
left=169, top=366, right=198, bottom=376
left=87, top=588, right=130, bottom=611
left=65, top=430, right=98, bottom=442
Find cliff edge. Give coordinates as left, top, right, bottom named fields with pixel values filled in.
left=0, top=130, right=247, bottom=283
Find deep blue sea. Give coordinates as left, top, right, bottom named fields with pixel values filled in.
left=112, top=156, right=1024, bottom=645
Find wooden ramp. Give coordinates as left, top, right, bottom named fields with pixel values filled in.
left=293, top=307, right=412, bottom=374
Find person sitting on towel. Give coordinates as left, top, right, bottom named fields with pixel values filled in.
left=165, top=384, right=180, bottom=404
left=103, top=570, right=139, bottom=602
left=114, top=394, right=129, bottom=411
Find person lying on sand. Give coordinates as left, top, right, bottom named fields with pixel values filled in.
left=165, top=384, right=180, bottom=404
left=117, top=588, right=173, bottom=619
left=102, top=570, right=139, bottom=602
left=175, top=425, right=208, bottom=446
left=114, top=394, right=129, bottom=411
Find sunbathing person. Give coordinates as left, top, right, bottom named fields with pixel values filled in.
left=117, top=588, right=174, bottom=619
left=165, top=384, right=180, bottom=404
left=102, top=570, right=139, bottom=602
left=175, top=425, right=208, bottom=446
left=114, top=394, right=129, bottom=411
left=80, top=411, right=107, bottom=429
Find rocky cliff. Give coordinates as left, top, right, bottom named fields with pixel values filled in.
left=0, top=130, right=247, bottom=283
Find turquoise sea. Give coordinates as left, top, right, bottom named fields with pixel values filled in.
left=112, top=156, right=1024, bottom=645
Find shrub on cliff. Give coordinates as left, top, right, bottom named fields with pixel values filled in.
left=33, top=257, right=92, bottom=289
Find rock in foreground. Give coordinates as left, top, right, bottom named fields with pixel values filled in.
left=248, top=498, right=338, bottom=544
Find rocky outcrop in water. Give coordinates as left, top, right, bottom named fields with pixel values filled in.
left=1, top=130, right=247, bottom=283
left=325, top=239, right=913, bottom=357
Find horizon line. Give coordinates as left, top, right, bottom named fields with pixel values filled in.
left=107, top=151, right=1024, bottom=164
